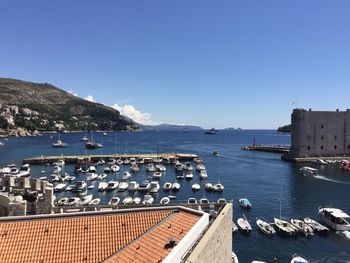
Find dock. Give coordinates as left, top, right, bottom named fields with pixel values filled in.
left=241, top=144, right=290, bottom=154
left=23, top=153, right=198, bottom=165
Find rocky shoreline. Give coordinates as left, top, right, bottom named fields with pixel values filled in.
left=0, top=128, right=42, bottom=137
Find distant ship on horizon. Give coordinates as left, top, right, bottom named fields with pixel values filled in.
left=204, top=128, right=218, bottom=135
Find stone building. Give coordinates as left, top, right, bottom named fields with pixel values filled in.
left=285, top=108, right=350, bottom=159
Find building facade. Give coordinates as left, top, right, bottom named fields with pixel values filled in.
left=287, top=108, right=350, bottom=159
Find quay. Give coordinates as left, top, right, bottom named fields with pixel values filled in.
left=23, top=152, right=198, bottom=165
left=241, top=144, right=290, bottom=154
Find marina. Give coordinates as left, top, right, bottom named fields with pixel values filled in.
left=0, top=130, right=350, bottom=262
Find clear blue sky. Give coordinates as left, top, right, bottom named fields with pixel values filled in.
left=1, top=1, right=350, bottom=128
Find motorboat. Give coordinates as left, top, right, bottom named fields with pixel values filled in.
left=88, top=166, right=96, bottom=173
left=128, top=181, right=139, bottom=191
left=160, top=197, right=170, bottom=204
left=274, top=218, right=298, bottom=235
left=239, top=198, right=252, bottom=209
left=116, top=159, right=123, bottom=165
left=199, top=198, right=210, bottom=205
left=232, top=252, right=239, bottom=263
left=205, top=183, right=213, bottom=191
left=172, top=182, right=180, bottom=191
left=149, top=181, right=160, bottom=193
left=118, top=181, right=129, bottom=191
left=213, top=150, right=219, bottom=156
left=54, top=183, right=67, bottom=192
left=86, top=173, right=98, bottom=181
left=300, top=167, right=319, bottom=176
left=291, top=219, right=314, bottom=237
left=176, top=174, right=185, bottom=180
left=68, top=197, right=80, bottom=206
left=111, top=165, right=120, bottom=173
left=237, top=216, right=252, bottom=232
left=142, top=195, right=154, bottom=205
left=66, top=175, right=76, bottom=182
left=78, top=194, right=93, bottom=206
left=57, top=159, right=65, bottom=166
left=53, top=165, right=61, bottom=174
left=156, top=164, right=166, bottom=172
left=88, top=185, right=95, bottom=190
left=107, top=181, right=119, bottom=191
left=174, top=162, right=183, bottom=172
left=49, top=174, right=60, bottom=182
left=199, top=170, right=208, bottom=180
left=103, top=167, right=111, bottom=173
left=10, top=167, right=19, bottom=175
left=256, top=219, right=276, bottom=235
left=303, top=217, right=329, bottom=233
left=291, top=255, right=309, bottom=263
left=138, top=180, right=150, bottom=191
left=52, top=140, right=68, bottom=148
left=85, top=141, right=102, bottom=149
left=318, top=207, right=350, bottom=231
left=133, top=197, right=142, bottom=204
left=185, top=173, right=193, bottom=180
left=196, top=164, right=206, bottom=171
left=163, top=182, right=172, bottom=191
left=97, top=173, right=107, bottom=180
left=183, top=162, right=193, bottom=171
left=146, top=163, right=156, bottom=172
left=98, top=182, right=108, bottom=191
left=162, top=157, right=171, bottom=164
left=97, top=159, right=105, bottom=165
left=232, top=222, right=239, bottom=233
left=107, top=158, right=116, bottom=165
left=65, top=184, right=75, bottom=191
left=109, top=196, right=120, bottom=206
left=192, top=183, right=201, bottom=191
left=129, top=158, right=137, bottom=165
left=123, top=159, right=130, bottom=165
left=152, top=158, right=162, bottom=164
left=122, top=196, right=133, bottom=205
left=60, top=173, right=70, bottom=181
left=313, top=159, right=328, bottom=165
left=103, top=132, right=107, bottom=136
left=217, top=198, right=227, bottom=205
left=89, top=198, right=101, bottom=206
left=19, top=164, right=31, bottom=177
left=74, top=181, right=87, bottom=192
left=121, top=171, right=131, bottom=180
left=130, top=164, right=140, bottom=172
left=168, top=195, right=177, bottom=200
left=57, top=197, right=69, bottom=206
left=213, top=183, right=224, bottom=192
left=205, top=128, right=217, bottom=135
left=152, top=172, right=162, bottom=179
left=187, top=198, right=197, bottom=204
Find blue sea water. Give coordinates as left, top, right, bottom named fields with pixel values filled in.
left=0, top=130, right=350, bottom=262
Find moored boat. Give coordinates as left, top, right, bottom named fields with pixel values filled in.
left=109, top=196, right=120, bottom=206
left=290, top=219, right=314, bottom=237
left=160, top=197, right=170, bottom=205
left=142, top=194, right=154, bottom=205
left=256, top=219, right=276, bottom=235
left=274, top=218, right=297, bottom=235
left=303, top=217, right=329, bottom=233
left=291, top=255, right=308, bottom=263
left=318, top=207, right=350, bottom=231
left=192, top=183, right=200, bottom=191
left=239, top=198, right=252, bottom=209
left=237, top=215, right=252, bottom=232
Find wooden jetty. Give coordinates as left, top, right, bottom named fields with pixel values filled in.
left=242, top=144, right=290, bottom=154
left=23, top=153, right=198, bottom=165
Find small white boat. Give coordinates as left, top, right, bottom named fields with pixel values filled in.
left=303, top=217, right=329, bottom=233
left=98, top=182, right=108, bottom=191
left=156, top=164, right=166, bottom=172
left=291, top=255, right=309, bottom=263
left=121, top=171, right=131, bottom=180
left=88, top=166, right=96, bottom=173
left=88, top=185, right=95, bottom=190
left=274, top=218, right=297, bottom=235
left=107, top=181, right=119, bottom=191
left=291, top=219, right=314, bottom=237
left=133, top=197, right=142, bottom=204
left=68, top=197, right=80, bottom=206
left=199, top=198, right=210, bottom=205
left=174, top=162, right=183, bottom=172
left=183, top=162, right=193, bottom=171
left=107, top=158, right=116, bottom=165
left=237, top=216, right=252, bottom=232
left=146, top=163, right=156, bottom=172
left=185, top=173, right=193, bottom=180
left=149, top=181, right=160, bottom=193
left=57, top=197, right=69, bottom=206
left=213, top=183, right=224, bottom=192
left=199, top=170, right=208, bottom=180
left=176, top=174, right=185, bottom=180
left=232, top=252, right=239, bottom=263
left=196, top=164, right=206, bottom=171
left=103, top=167, right=111, bottom=173
left=111, top=165, right=120, bottom=173
left=138, top=180, right=150, bottom=191
left=300, top=166, right=318, bottom=176
left=142, top=194, right=154, bottom=205
left=318, top=207, right=350, bottom=231
left=86, top=173, right=98, bottom=181
left=123, top=159, right=130, bottom=165
left=109, top=196, right=120, bottom=206
left=128, top=181, right=139, bottom=191
left=168, top=195, right=177, bottom=200
left=98, top=173, right=107, bottom=180
left=65, top=184, right=75, bottom=191
left=205, top=183, right=213, bottom=191
left=54, top=183, right=67, bottom=192
left=256, top=219, right=276, bottom=235
left=192, top=183, right=201, bottom=191
left=239, top=198, right=252, bottom=209
left=217, top=198, right=227, bottom=205
left=122, top=196, right=133, bottom=204
left=187, top=198, right=197, bottom=204
left=160, top=197, right=170, bottom=205
left=57, top=159, right=65, bottom=166
left=313, top=159, right=328, bottom=165
left=130, top=164, right=140, bottom=172
left=118, top=181, right=129, bottom=191
left=152, top=172, right=162, bottom=179
left=74, top=181, right=87, bottom=192
left=39, top=176, right=47, bottom=180
left=163, top=182, right=172, bottom=191
left=172, top=182, right=181, bottom=191
left=78, top=194, right=93, bottom=206
left=89, top=198, right=101, bottom=206
left=53, top=165, right=61, bottom=174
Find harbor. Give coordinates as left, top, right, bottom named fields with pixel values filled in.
left=1, top=130, right=350, bottom=262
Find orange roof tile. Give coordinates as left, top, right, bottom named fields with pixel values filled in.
left=0, top=209, right=201, bottom=263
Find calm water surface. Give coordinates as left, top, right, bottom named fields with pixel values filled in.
left=0, top=130, right=349, bottom=262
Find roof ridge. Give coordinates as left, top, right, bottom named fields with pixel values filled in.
left=102, top=210, right=180, bottom=262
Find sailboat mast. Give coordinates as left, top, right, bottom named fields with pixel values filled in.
left=279, top=180, right=283, bottom=219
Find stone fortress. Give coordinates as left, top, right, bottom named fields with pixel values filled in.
left=285, top=108, right=350, bottom=160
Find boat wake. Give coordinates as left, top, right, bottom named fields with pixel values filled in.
left=313, top=175, right=350, bottom=185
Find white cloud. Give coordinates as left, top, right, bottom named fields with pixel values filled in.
left=67, top=89, right=78, bottom=96
left=112, top=103, right=158, bottom=125
left=84, top=95, right=95, bottom=102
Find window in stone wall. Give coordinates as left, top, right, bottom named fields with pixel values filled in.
left=307, top=146, right=310, bottom=150
left=334, top=145, right=337, bottom=150
left=321, top=145, right=324, bottom=150
left=335, top=136, right=337, bottom=140
left=321, top=124, right=324, bottom=129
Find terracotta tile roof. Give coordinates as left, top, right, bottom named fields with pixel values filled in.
left=0, top=209, right=201, bottom=263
